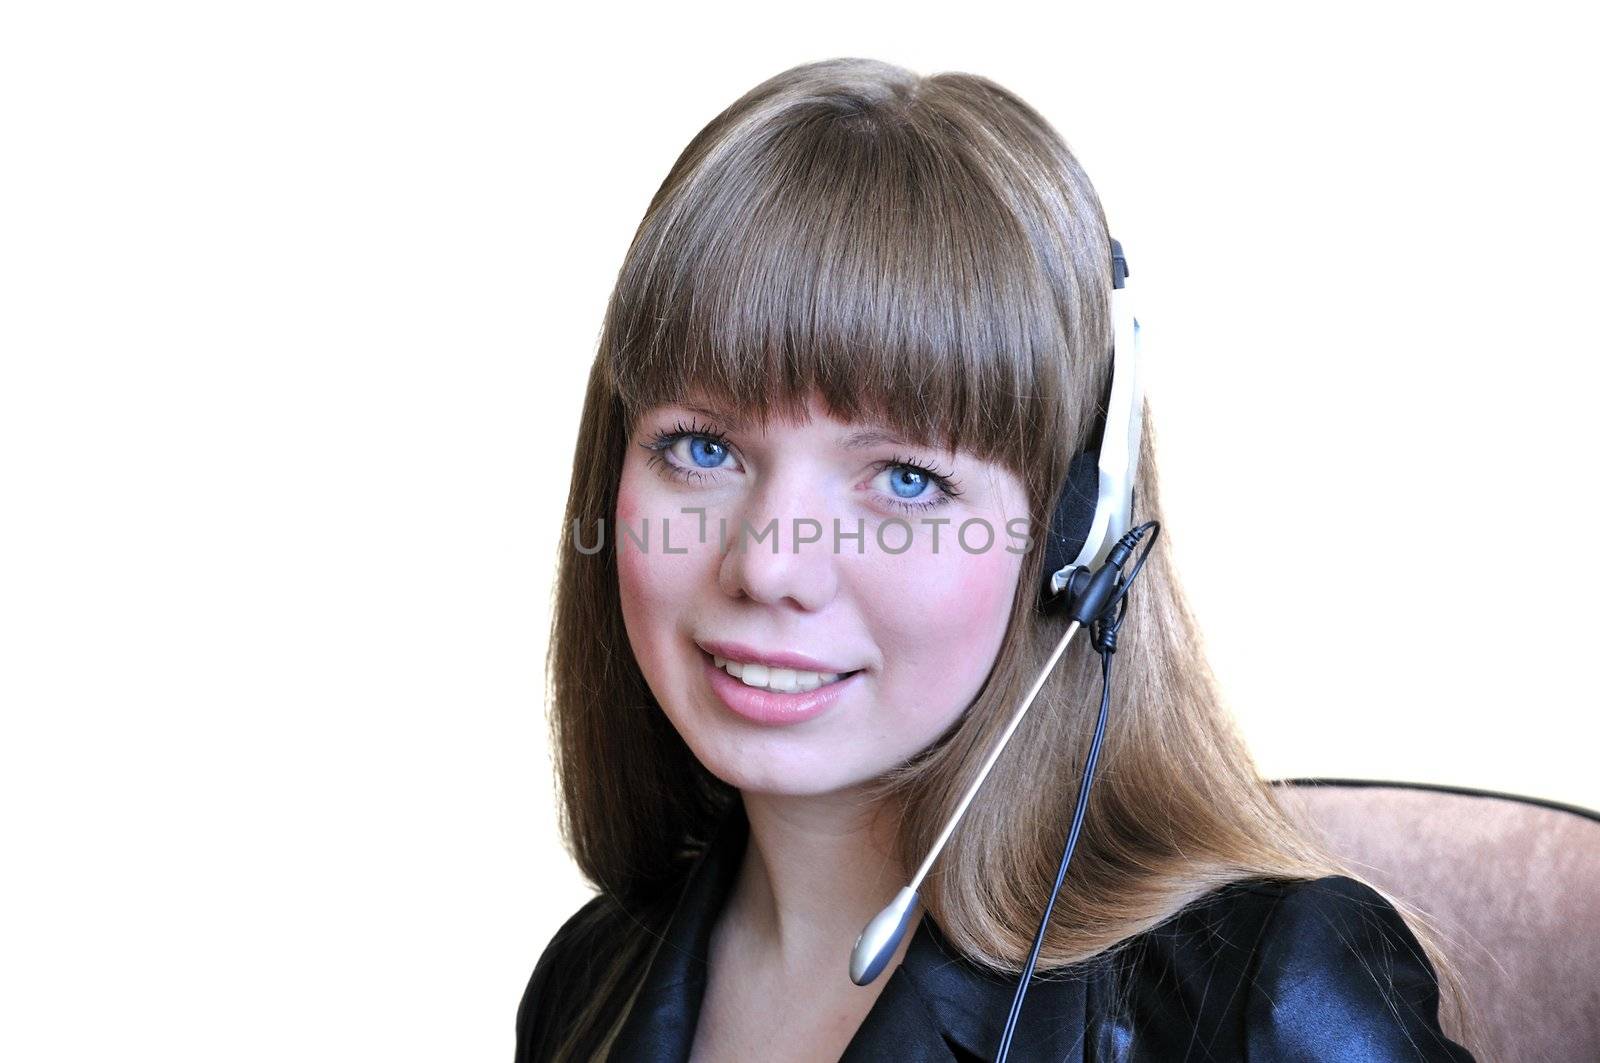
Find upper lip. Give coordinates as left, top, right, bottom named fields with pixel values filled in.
left=695, top=638, right=860, bottom=675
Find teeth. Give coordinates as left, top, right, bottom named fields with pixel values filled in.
left=712, top=654, right=843, bottom=692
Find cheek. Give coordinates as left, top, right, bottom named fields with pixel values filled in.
left=614, top=470, right=713, bottom=645
left=918, top=550, right=1020, bottom=726
left=614, top=472, right=668, bottom=652
left=857, top=533, right=1022, bottom=684
left=615, top=476, right=670, bottom=613
left=939, top=545, right=1021, bottom=652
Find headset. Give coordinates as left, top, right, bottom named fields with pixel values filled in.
left=848, top=237, right=1162, bottom=1062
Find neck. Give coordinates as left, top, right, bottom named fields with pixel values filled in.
left=723, top=787, right=913, bottom=977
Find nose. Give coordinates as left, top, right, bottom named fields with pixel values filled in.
left=716, top=473, right=840, bottom=611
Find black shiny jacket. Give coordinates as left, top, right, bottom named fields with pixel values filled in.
left=516, top=805, right=1474, bottom=1061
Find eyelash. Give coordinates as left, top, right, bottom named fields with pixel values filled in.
left=638, top=417, right=964, bottom=514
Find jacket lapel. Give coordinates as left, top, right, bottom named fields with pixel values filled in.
left=606, top=807, right=748, bottom=1060
left=606, top=804, right=1089, bottom=1062
left=888, top=915, right=1091, bottom=1061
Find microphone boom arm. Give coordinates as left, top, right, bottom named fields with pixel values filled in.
left=848, top=618, right=1086, bottom=985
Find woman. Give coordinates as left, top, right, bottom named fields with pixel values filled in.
left=516, top=57, right=1481, bottom=1061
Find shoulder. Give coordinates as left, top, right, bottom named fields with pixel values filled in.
left=514, top=891, right=639, bottom=1063
left=1105, top=876, right=1472, bottom=1061
left=1240, top=875, right=1473, bottom=1060
left=515, top=826, right=733, bottom=1060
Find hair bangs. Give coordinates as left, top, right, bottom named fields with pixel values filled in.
left=604, top=108, right=1072, bottom=476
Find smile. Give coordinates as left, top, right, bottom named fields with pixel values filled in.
left=710, top=654, right=860, bottom=693
left=697, top=646, right=865, bottom=726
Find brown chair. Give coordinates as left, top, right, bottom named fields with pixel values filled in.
left=1271, top=778, right=1600, bottom=1063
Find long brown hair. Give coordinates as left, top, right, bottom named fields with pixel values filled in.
left=542, top=57, right=1482, bottom=1059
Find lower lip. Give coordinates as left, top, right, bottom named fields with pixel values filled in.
left=700, top=650, right=863, bottom=726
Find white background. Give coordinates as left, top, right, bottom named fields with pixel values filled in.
left=3, top=2, right=1594, bottom=1059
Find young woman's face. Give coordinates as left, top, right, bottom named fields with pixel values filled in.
left=615, top=387, right=1031, bottom=797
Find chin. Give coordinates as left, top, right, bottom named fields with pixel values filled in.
left=690, top=739, right=881, bottom=798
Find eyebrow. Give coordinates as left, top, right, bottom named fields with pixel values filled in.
left=678, top=404, right=925, bottom=452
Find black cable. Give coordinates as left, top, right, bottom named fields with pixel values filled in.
left=994, top=649, right=1111, bottom=1061
left=994, top=521, right=1160, bottom=1062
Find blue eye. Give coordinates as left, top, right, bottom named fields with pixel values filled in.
left=639, top=418, right=738, bottom=484
left=885, top=466, right=930, bottom=499
left=870, top=457, right=960, bottom=514
left=638, top=419, right=964, bottom=513
left=683, top=435, right=730, bottom=469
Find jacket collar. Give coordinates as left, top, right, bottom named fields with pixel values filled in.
left=608, top=802, right=1090, bottom=1061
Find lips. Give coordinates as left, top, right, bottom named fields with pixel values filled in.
left=694, top=637, right=860, bottom=675
left=709, top=653, right=851, bottom=693
left=699, top=647, right=863, bottom=726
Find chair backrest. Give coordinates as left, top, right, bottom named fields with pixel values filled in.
left=1272, top=778, right=1600, bottom=1063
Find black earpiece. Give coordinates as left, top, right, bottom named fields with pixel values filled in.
left=1038, top=450, right=1102, bottom=612
left=1037, top=237, right=1140, bottom=617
